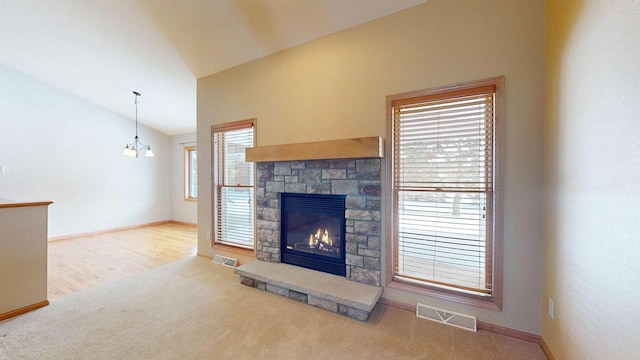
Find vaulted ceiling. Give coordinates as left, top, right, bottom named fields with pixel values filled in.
left=0, top=0, right=425, bottom=135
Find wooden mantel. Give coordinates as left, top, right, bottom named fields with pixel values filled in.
left=246, top=136, right=384, bottom=163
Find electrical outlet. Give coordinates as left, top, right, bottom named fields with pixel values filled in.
left=548, top=297, right=555, bottom=319
left=206, top=231, right=211, bottom=240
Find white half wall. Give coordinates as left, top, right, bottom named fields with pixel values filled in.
left=169, top=132, right=197, bottom=224
left=0, top=64, right=171, bottom=238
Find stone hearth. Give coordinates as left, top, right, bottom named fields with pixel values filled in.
left=235, top=261, right=382, bottom=321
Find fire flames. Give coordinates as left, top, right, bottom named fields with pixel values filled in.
left=308, top=228, right=332, bottom=247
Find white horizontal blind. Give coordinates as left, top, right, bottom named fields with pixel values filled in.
left=187, top=148, right=197, bottom=199
left=393, top=87, right=495, bottom=296
left=213, top=125, right=255, bottom=249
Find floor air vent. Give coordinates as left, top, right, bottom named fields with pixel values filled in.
left=213, top=255, right=238, bottom=268
left=416, top=303, right=477, bottom=332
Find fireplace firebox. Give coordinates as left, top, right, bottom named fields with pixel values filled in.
left=280, top=193, right=346, bottom=276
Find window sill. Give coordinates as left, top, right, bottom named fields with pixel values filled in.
left=213, top=242, right=255, bottom=258
left=387, top=278, right=502, bottom=311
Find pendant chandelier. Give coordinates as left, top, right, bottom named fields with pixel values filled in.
left=122, top=91, right=154, bottom=158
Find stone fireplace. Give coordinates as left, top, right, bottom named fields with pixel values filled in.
left=255, top=158, right=381, bottom=287
left=235, top=137, right=384, bottom=321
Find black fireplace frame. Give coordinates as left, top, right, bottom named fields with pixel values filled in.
left=280, top=192, right=346, bottom=276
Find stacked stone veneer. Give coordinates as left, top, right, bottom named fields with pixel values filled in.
left=256, top=158, right=381, bottom=287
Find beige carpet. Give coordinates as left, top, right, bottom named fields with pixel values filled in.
left=0, top=257, right=545, bottom=359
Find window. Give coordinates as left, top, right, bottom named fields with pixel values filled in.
left=185, top=146, right=197, bottom=200
left=212, top=119, right=255, bottom=249
left=386, top=77, right=503, bottom=310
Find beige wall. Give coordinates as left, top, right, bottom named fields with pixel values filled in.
left=198, top=0, right=545, bottom=333
left=543, top=1, right=640, bottom=358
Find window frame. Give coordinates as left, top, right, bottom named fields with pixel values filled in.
left=184, top=146, right=198, bottom=201
left=211, top=118, right=256, bottom=251
left=385, top=77, right=504, bottom=310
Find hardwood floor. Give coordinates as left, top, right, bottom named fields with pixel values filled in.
left=48, top=222, right=197, bottom=299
